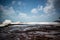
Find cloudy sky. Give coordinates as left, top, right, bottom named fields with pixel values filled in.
left=0, top=0, right=60, bottom=22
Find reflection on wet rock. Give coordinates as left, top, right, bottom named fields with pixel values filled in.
left=0, top=24, right=60, bottom=40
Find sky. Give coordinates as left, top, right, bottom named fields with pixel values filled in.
left=0, top=0, right=60, bottom=22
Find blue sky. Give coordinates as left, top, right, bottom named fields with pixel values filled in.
left=0, top=0, right=60, bottom=22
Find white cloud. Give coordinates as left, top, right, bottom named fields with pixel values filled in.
left=0, top=5, right=4, bottom=11
left=1, top=6, right=16, bottom=16
left=0, top=5, right=17, bottom=20
left=43, top=0, right=55, bottom=13
left=18, top=13, right=27, bottom=18
left=17, top=12, right=51, bottom=21
left=18, top=1, right=22, bottom=5
left=7, top=7, right=15, bottom=14
left=3, top=20, right=12, bottom=24
left=18, top=13, right=34, bottom=19
left=31, top=6, right=43, bottom=13
left=12, top=1, right=16, bottom=4
left=31, top=8, right=38, bottom=13
left=38, top=6, right=43, bottom=11
left=17, top=12, right=40, bottom=21
left=12, top=1, right=25, bottom=6
left=17, top=1, right=25, bottom=6
left=0, top=5, right=40, bottom=22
